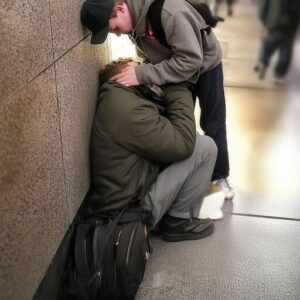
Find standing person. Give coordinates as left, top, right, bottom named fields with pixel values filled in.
left=211, top=0, right=235, bottom=17
left=255, top=0, right=300, bottom=83
left=80, top=0, right=235, bottom=200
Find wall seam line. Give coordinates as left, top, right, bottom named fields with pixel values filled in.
left=1, top=34, right=90, bottom=103
left=226, top=212, right=300, bottom=222
left=47, top=0, right=70, bottom=223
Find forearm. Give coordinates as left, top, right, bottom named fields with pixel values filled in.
left=118, top=85, right=196, bottom=163
left=135, top=52, right=202, bottom=85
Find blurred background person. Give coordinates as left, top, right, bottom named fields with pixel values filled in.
left=211, top=0, right=237, bottom=17
left=254, top=0, right=300, bottom=84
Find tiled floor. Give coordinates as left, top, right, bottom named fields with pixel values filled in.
left=110, top=0, right=300, bottom=298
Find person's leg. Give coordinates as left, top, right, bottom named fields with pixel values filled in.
left=195, top=63, right=229, bottom=181
left=260, top=31, right=282, bottom=64
left=142, top=134, right=217, bottom=229
left=257, top=30, right=282, bottom=79
left=274, top=32, right=294, bottom=79
left=226, top=0, right=234, bottom=16
left=212, top=0, right=222, bottom=16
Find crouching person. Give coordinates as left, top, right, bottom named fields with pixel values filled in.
left=87, top=58, right=218, bottom=242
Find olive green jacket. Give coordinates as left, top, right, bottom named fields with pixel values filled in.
left=87, top=82, right=195, bottom=215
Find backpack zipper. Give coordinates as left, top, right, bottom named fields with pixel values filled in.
left=115, top=230, right=122, bottom=246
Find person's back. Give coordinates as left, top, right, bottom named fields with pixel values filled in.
left=88, top=62, right=196, bottom=215
left=89, top=82, right=194, bottom=215
left=90, top=82, right=157, bottom=214
left=259, top=0, right=300, bottom=33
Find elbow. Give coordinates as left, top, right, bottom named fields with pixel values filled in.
left=186, top=143, right=195, bottom=157
left=180, top=129, right=197, bottom=159
left=184, top=139, right=196, bottom=158
left=176, top=138, right=196, bottom=161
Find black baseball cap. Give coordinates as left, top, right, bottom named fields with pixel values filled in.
left=81, top=0, right=115, bottom=44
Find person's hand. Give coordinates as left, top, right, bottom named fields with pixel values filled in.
left=109, top=66, right=140, bottom=86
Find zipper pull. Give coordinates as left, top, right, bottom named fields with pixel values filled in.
left=115, top=230, right=122, bottom=246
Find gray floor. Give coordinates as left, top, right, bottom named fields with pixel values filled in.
left=137, top=216, right=300, bottom=300
left=135, top=1, right=300, bottom=299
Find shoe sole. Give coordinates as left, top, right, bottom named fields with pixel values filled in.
left=162, top=223, right=215, bottom=242
left=224, top=194, right=235, bottom=201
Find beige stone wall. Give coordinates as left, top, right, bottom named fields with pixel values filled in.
left=0, top=1, right=109, bottom=299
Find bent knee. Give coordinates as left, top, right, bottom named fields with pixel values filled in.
left=194, top=134, right=218, bottom=161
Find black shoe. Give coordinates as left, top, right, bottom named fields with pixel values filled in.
left=150, top=220, right=163, bottom=236
left=254, top=63, right=267, bottom=79
left=162, top=216, right=215, bottom=242
left=259, top=64, right=267, bottom=79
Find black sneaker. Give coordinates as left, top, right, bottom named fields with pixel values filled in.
left=162, top=216, right=215, bottom=242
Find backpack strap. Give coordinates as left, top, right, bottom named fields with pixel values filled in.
left=147, top=0, right=213, bottom=49
left=74, top=224, right=94, bottom=282
left=92, top=210, right=123, bottom=270
left=72, top=223, right=95, bottom=300
left=73, top=209, right=125, bottom=300
left=119, top=207, right=151, bottom=224
left=91, top=209, right=125, bottom=278
left=147, top=0, right=168, bottom=48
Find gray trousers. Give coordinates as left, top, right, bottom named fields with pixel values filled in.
left=142, top=134, right=218, bottom=228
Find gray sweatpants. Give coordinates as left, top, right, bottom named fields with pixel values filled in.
left=142, top=133, right=218, bottom=228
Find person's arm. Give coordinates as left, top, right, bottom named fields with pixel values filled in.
left=116, top=83, right=196, bottom=163
left=135, top=10, right=204, bottom=85
left=111, top=10, right=204, bottom=86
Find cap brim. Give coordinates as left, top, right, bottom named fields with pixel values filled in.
left=90, top=23, right=109, bottom=44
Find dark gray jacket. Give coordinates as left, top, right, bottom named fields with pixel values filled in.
left=258, top=0, right=300, bottom=33
left=87, top=82, right=195, bottom=214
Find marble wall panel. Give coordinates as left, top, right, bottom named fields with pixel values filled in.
left=49, top=0, right=88, bottom=60
left=0, top=0, right=53, bottom=100
left=0, top=67, right=62, bottom=194
left=55, top=38, right=109, bottom=219
left=0, top=155, right=68, bottom=300
left=0, top=67, right=68, bottom=300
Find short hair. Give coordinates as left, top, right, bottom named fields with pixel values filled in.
left=110, top=0, right=126, bottom=18
left=98, top=58, right=138, bottom=86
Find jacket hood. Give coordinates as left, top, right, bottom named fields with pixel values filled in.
left=126, top=0, right=156, bottom=35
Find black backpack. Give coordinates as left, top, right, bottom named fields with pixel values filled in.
left=147, top=0, right=224, bottom=48
left=66, top=206, right=151, bottom=300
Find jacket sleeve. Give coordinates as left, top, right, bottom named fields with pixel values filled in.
left=116, top=84, right=196, bottom=163
left=135, top=10, right=204, bottom=85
